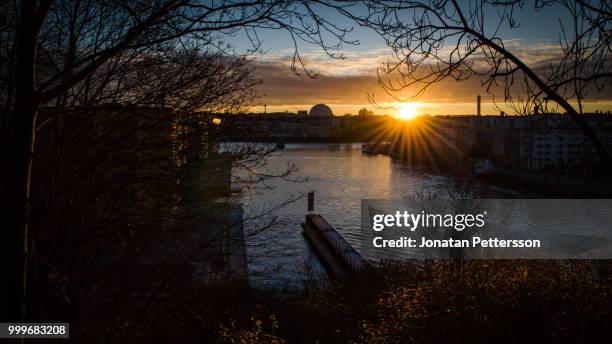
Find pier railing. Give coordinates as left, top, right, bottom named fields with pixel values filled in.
left=306, top=214, right=368, bottom=273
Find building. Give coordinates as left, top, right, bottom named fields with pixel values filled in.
left=412, top=114, right=612, bottom=171
left=309, top=104, right=334, bottom=117
left=515, top=115, right=612, bottom=170
left=306, top=104, right=334, bottom=138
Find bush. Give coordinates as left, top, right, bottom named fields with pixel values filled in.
left=217, top=314, right=285, bottom=344
left=353, top=260, right=611, bottom=344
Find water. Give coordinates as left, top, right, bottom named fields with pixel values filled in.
left=233, top=143, right=527, bottom=289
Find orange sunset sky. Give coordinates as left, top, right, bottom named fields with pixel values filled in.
left=225, top=3, right=612, bottom=117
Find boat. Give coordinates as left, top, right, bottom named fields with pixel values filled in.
left=475, top=159, right=495, bottom=176
left=362, top=142, right=391, bottom=155
left=362, top=142, right=379, bottom=155
left=378, top=142, right=391, bottom=154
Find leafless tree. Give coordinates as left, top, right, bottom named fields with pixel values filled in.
left=17, top=43, right=310, bottom=338
left=323, top=0, right=611, bottom=161
left=1, top=0, right=354, bottom=321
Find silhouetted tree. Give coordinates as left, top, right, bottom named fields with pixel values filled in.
left=329, top=0, right=611, bottom=161
left=358, top=107, right=374, bottom=116
left=1, top=0, right=354, bottom=321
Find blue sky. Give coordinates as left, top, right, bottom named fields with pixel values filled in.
left=227, top=2, right=574, bottom=53
left=221, top=1, right=610, bottom=116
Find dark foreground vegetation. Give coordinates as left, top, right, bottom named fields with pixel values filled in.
left=11, top=105, right=611, bottom=343
left=72, top=260, right=610, bottom=343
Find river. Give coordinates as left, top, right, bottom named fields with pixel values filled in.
left=234, top=143, right=530, bottom=289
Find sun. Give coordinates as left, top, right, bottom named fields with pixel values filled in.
left=398, top=103, right=420, bottom=120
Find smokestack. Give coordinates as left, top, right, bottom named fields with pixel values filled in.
left=477, top=94, right=481, bottom=116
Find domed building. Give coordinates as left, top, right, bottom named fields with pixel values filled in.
left=309, top=104, right=334, bottom=117
left=307, top=104, right=334, bottom=138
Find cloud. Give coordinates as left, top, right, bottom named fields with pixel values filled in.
left=252, top=58, right=496, bottom=108
left=252, top=60, right=381, bottom=105
left=258, top=48, right=392, bottom=76
left=250, top=40, right=611, bottom=115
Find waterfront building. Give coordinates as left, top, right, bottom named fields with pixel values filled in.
left=515, top=115, right=612, bottom=170
left=213, top=108, right=612, bottom=172
left=417, top=114, right=612, bottom=171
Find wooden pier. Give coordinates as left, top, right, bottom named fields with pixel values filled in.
left=302, top=214, right=369, bottom=280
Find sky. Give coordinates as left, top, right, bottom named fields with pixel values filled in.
left=224, top=2, right=611, bottom=117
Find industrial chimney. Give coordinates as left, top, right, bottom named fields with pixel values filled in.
left=477, top=94, right=481, bottom=116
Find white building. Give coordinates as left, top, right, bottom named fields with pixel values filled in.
left=516, top=115, right=612, bottom=168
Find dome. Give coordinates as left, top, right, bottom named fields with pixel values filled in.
left=309, top=104, right=333, bottom=117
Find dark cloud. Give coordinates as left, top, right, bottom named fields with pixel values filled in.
left=252, top=59, right=492, bottom=105
left=251, top=56, right=611, bottom=114
left=252, top=60, right=382, bottom=106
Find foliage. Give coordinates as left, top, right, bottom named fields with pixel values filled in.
left=353, top=260, right=611, bottom=344
left=58, top=260, right=610, bottom=343
left=217, top=314, right=285, bottom=344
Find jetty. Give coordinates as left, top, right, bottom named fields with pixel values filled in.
left=302, top=214, right=369, bottom=280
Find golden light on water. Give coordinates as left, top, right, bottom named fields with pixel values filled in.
left=398, top=103, right=420, bottom=120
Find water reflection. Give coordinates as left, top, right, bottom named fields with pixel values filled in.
left=234, top=143, right=526, bottom=289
